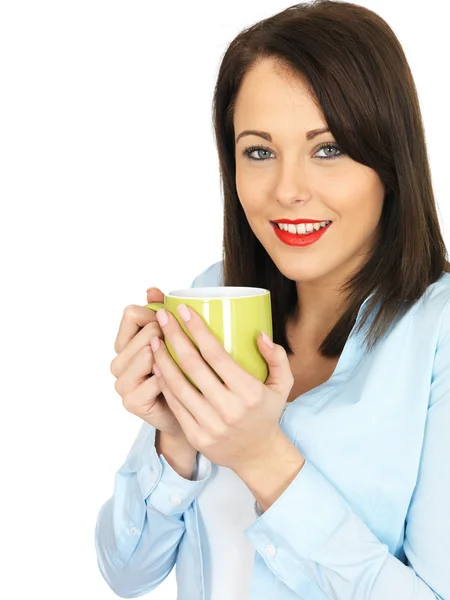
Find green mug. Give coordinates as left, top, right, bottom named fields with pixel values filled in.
left=144, top=286, right=272, bottom=390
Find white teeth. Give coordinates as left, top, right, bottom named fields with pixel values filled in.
left=276, top=220, right=331, bottom=234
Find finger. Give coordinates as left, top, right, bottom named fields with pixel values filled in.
left=151, top=336, right=222, bottom=430
left=111, top=321, right=162, bottom=378
left=152, top=365, right=200, bottom=442
left=121, top=371, right=161, bottom=414
left=114, top=304, right=160, bottom=354
left=146, top=287, right=165, bottom=304
left=171, top=304, right=259, bottom=397
left=257, top=333, right=294, bottom=397
left=154, top=308, right=232, bottom=403
left=114, top=345, right=154, bottom=397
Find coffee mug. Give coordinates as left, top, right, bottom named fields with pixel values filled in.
left=144, top=286, right=272, bottom=390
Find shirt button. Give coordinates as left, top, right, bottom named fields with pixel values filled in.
left=150, top=469, right=158, bottom=483
left=170, top=493, right=182, bottom=506
left=265, top=544, right=276, bottom=557
left=130, top=526, right=139, bottom=536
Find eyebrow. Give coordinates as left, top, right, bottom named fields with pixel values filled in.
left=235, top=127, right=330, bottom=144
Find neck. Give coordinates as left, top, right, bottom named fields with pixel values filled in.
left=288, top=254, right=368, bottom=348
left=288, top=281, right=348, bottom=350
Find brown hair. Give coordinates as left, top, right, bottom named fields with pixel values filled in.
left=212, top=0, right=449, bottom=358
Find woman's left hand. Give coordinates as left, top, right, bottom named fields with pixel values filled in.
left=150, top=303, right=296, bottom=474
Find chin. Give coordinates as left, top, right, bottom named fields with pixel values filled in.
left=271, top=260, right=326, bottom=283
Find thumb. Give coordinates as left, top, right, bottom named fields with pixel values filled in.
left=257, top=332, right=294, bottom=397
left=146, top=287, right=165, bottom=304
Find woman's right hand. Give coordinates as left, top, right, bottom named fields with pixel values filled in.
left=110, top=287, right=188, bottom=438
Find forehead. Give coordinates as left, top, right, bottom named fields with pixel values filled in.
left=234, top=58, right=323, bottom=128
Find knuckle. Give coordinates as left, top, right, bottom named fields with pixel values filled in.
left=110, top=357, right=118, bottom=377
left=246, top=389, right=263, bottom=409
left=143, top=345, right=153, bottom=361
left=196, top=432, right=212, bottom=450
left=114, top=378, right=123, bottom=396
left=121, top=392, right=134, bottom=412
left=170, top=377, right=186, bottom=397
left=142, top=347, right=154, bottom=373
left=123, top=304, right=138, bottom=317
left=211, top=421, right=228, bottom=437
left=143, top=309, right=159, bottom=325
left=144, top=321, right=162, bottom=341
left=200, top=342, right=222, bottom=365
left=221, top=411, right=237, bottom=427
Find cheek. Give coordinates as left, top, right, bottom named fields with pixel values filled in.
left=335, top=171, right=384, bottom=223
left=356, top=183, right=384, bottom=227
left=336, top=189, right=385, bottom=256
left=236, top=172, right=264, bottom=214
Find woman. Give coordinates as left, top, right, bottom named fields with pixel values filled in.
left=95, top=1, right=450, bottom=598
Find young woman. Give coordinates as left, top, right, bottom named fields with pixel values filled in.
left=95, top=2, right=450, bottom=598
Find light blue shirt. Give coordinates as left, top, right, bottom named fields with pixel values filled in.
left=95, top=260, right=450, bottom=599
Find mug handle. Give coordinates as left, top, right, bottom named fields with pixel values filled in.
left=144, top=302, right=165, bottom=311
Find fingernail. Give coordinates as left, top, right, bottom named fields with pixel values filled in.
left=262, top=331, right=274, bottom=348
left=156, top=309, right=169, bottom=327
left=150, top=336, right=160, bottom=351
left=177, top=303, right=191, bottom=322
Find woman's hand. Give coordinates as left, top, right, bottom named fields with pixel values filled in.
left=150, top=303, right=297, bottom=474
left=110, top=288, right=191, bottom=439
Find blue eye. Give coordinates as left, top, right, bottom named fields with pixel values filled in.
left=242, top=143, right=345, bottom=161
left=242, top=146, right=275, bottom=161
left=315, top=143, right=344, bottom=160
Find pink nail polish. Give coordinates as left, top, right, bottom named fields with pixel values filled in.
left=156, top=309, right=169, bottom=327
left=177, top=303, right=191, bottom=322
left=262, top=331, right=274, bottom=348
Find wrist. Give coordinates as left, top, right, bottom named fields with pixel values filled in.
left=157, top=429, right=194, bottom=450
left=234, top=432, right=305, bottom=512
left=156, top=429, right=198, bottom=480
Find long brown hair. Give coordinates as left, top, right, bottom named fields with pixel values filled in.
left=212, top=0, right=449, bottom=358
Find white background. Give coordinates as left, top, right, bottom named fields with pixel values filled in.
left=0, top=1, right=448, bottom=598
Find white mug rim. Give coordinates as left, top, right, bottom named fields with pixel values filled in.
left=167, top=286, right=270, bottom=300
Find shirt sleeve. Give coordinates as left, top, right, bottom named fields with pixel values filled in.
left=244, top=300, right=450, bottom=600
left=190, top=260, right=223, bottom=288
left=95, top=420, right=212, bottom=597
left=94, top=267, right=219, bottom=596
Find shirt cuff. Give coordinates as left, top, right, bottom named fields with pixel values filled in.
left=244, top=459, right=351, bottom=576
left=134, top=426, right=212, bottom=516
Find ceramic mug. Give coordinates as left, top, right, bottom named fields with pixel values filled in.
left=144, top=286, right=272, bottom=389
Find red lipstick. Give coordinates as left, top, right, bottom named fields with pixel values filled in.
left=271, top=219, right=332, bottom=247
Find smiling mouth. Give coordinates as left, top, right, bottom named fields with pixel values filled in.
left=271, top=220, right=332, bottom=235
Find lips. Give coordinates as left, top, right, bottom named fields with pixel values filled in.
left=271, top=220, right=332, bottom=247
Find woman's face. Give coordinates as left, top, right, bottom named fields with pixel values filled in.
left=234, top=58, right=386, bottom=287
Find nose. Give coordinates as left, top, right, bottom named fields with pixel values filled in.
left=274, top=158, right=313, bottom=207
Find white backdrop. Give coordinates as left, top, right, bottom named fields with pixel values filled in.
left=0, top=1, right=448, bottom=598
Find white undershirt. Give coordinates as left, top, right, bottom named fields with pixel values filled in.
left=192, top=403, right=290, bottom=600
